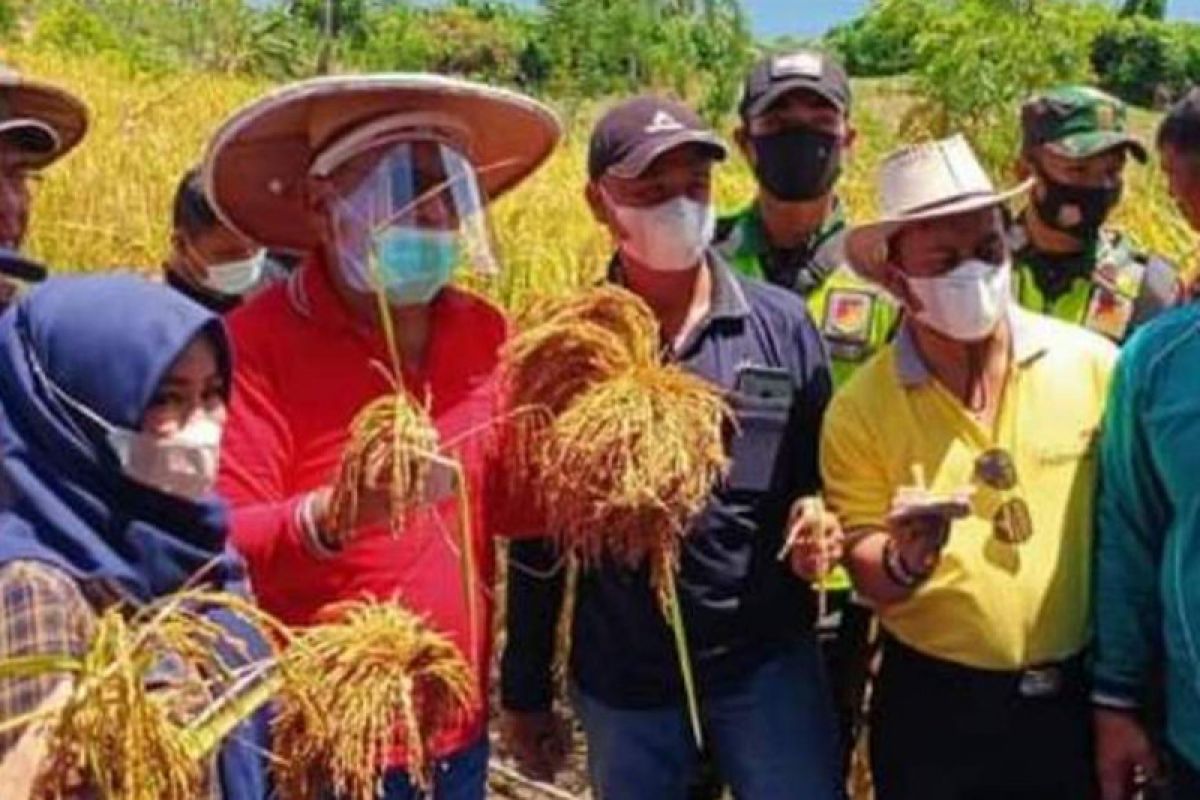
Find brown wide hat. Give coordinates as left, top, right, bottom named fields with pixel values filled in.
left=202, top=74, right=562, bottom=254
left=0, top=67, right=89, bottom=170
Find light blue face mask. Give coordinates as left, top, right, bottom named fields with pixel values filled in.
left=365, top=226, right=461, bottom=306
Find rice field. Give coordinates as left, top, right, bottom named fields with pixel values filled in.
left=6, top=48, right=1194, bottom=311
left=5, top=45, right=1195, bottom=800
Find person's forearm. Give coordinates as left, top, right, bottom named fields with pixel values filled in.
left=501, top=538, right=567, bottom=712
left=847, top=530, right=923, bottom=608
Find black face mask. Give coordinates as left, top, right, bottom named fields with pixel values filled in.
left=750, top=126, right=842, bottom=202
left=1032, top=172, right=1122, bottom=238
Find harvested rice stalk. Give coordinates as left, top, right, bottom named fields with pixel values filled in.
left=542, top=364, right=732, bottom=605
left=324, top=384, right=481, bottom=662
left=326, top=390, right=441, bottom=541
left=0, top=591, right=278, bottom=800
left=504, top=286, right=732, bottom=749
left=500, top=286, right=661, bottom=499
left=272, top=601, right=475, bottom=800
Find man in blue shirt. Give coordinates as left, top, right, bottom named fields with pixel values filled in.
left=1093, top=86, right=1200, bottom=800
left=499, top=95, right=842, bottom=800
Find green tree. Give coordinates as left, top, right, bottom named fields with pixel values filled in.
left=1120, top=0, right=1167, bottom=19
left=908, top=0, right=1114, bottom=170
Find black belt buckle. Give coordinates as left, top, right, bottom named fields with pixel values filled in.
left=1018, top=665, right=1063, bottom=698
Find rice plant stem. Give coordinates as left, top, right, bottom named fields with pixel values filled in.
left=451, top=461, right=480, bottom=660
left=663, top=562, right=702, bottom=749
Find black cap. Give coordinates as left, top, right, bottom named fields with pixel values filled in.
left=588, top=95, right=727, bottom=181
left=0, top=247, right=46, bottom=282
left=739, top=50, right=851, bottom=120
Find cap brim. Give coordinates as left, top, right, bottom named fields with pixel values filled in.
left=203, top=74, right=562, bottom=253
left=0, top=247, right=47, bottom=282
left=745, top=80, right=846, bottom=119
left=0, top=78, right=88, bottom=169
left=606, top=130, right=728, bottom=180
left=1049, top=131, right=1147, bottom=163
left=845, top=180, right=1032, bottom=283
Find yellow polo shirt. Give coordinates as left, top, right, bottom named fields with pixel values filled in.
left=821, top=308, right=1117, bottom=670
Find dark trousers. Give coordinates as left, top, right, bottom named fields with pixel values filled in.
left=1169, top=750, right=1200, bottom=798
left=870, top=637, right=1095, bottom=800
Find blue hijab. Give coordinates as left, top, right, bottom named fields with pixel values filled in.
left=0, top=274, right=271, bottom=798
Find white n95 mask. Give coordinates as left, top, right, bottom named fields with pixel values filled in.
left=905, top=258, right=1011, bottom=342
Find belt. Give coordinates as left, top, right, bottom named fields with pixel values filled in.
left=881, top=635, right=1086, bottom=700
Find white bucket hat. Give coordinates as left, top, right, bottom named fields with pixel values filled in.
left=844, top=134, right=1030, bottom=281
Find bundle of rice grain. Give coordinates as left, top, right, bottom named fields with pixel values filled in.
left=543, top=364, right=730, bottom=604
left=502, top=285, right=733, bottom=746
left=271, top=601, right=475, bottom=800
left=326, top=391, right=441, bottom=542
left=0, top=591, right=277, bottom=800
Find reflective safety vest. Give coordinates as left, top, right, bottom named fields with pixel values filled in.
left=716, top=203, right=899, bottom=390
left=1010, top=221, right=1179, bottom=344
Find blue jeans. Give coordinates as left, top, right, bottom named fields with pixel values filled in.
left=573, top=641, right=839, bottom=800
left=328, top=737, right=488, bottom=800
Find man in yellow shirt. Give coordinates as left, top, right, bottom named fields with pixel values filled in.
left=825, top=134, right=1116, bottom=799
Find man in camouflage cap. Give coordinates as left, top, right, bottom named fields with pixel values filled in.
left=1010, top=85, right=1179, bottom=343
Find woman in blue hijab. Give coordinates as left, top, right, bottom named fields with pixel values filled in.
left=0, top=274, right=271, bottom=798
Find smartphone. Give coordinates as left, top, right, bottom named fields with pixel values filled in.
left=734, top=363, right=793, bottom=405
left=886, top=490, right=972, bottom=526
left=421, top=453, right=460, bottom=505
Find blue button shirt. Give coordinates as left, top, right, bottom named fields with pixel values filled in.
left=502, top=251, right=832, bottom=710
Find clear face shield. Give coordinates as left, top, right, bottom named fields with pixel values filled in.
left=321, top=137, right=498, bottom=306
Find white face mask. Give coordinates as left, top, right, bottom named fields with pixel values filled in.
left=106, top=415, right=223, bottom=501
left=905, top=258, right=1012, bottom=342
left=608, top=194, right=714, bottom=272
left=201, top=250, right=266, bottom=297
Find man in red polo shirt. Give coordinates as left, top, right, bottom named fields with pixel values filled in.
left=202, top=74, right=560, bottom=799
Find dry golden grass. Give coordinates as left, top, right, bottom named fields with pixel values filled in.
left=3, top=48, right=1192, bottom=301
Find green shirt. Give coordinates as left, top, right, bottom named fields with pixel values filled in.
left=1010, top=217, right=1180, bottom=344
left=715, top=203, right=899, bottom=390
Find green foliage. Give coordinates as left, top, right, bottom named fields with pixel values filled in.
left=827, top=0, right=948, bottom=77
left=904, top=0, right=1113, bottom=170
left=28, top=0, right=319, bottom=79
left=1092, top=17, right=1195, bottom=106
left=535, top=0, right=753, bottom=120
left=1120, top=0, right=1167, bottom=19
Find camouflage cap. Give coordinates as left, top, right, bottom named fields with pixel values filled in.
left=1021, top=86, right=1147, bottom=163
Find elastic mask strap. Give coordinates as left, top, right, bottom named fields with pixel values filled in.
left=22, top=332, right=120, bottom=448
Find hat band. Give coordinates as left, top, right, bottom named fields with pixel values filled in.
left=309, top=111, right=469, bottom=177
left=892, top=189, right=999, bottom=218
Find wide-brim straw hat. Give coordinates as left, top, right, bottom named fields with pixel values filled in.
left=202, top=73, right=562, bottom=254
left=0, top=67, right=89, bottom=170
left=845, top=134, right=1031, bottom=282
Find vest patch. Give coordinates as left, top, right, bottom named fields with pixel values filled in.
left=1084, top=285, right=1135, bottom=341
left=823, top=289, right=875, bottom=361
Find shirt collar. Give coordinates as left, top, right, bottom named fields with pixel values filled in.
left=608, top=248, right=751, bottom=322
left=735, top=197, right=847, bottom=260
left=894, top=307, right=1050, bottom=388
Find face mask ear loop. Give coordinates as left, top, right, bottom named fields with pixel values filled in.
left=21, top=330, right=119, bottom=459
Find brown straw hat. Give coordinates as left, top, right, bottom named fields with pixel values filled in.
left=0, top=66, right=88, bottom=170
left=202, top=74, right=562, bottom=253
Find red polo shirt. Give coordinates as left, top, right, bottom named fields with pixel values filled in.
left=218, top=256, right=510, bottom=762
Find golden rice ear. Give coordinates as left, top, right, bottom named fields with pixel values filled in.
left=327, top=392, right=441, bottom=542
left=542, top=364, right=731, bottom=581
left=271, top=601, right=475, bottom=800
left=10, top=591, right=281, bottom=800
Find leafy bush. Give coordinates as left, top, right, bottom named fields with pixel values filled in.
left=827, top=0, right=948, bottom=77
left=904, top=0, right=1113, bottom=170
left=1091, top=17, right=1194, bottom=107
